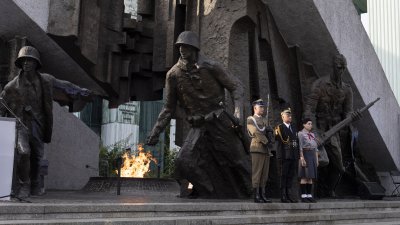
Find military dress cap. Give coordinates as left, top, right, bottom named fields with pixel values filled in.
left=281, top=107, right=291, bottom=115
left=15, top=46, right=42, bottom=69
left=252, top=99, right=265, bottom=106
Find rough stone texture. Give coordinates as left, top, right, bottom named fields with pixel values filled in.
left=200, top=0, right=247, bottom=67
left=152, top=0, right=168, bottom=72
left=45, top=102, right=99, bottom=190
left=0, top=1, right=106, bottom=97
left=47, top=0, right=80, bottom=37
left=76, top=0, right=100, bottom=64
left=7, top=0, right=165, bottom=107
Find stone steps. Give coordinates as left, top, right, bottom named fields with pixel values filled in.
left=1, top=210, right=400, bottom=225
left=1, top=201, right=400, bottom=224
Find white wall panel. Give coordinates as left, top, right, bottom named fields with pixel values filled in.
left=365, top=0, right=400, bottom=103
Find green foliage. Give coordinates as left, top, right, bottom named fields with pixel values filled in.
left=98, top=145, right=125, bottom=177
left=161, top=147, right=177, bottom=178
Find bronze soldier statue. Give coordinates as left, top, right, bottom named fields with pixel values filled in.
left=0, top=46, right=91, bottom=198
left=247, top=99, right=273, bottom=203
left=146, top=31, right=252, bottom=198
left=303, top=53, right=361, bottom=196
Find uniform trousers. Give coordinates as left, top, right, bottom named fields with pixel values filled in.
left=281, top=158, right=297, bottom=189
left=251, top=152, right=270, bottom=188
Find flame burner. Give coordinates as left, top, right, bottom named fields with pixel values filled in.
left=82, top=177, right=180, bottom=195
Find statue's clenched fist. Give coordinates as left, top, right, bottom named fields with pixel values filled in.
left=145, top=134, right=159, bottom=146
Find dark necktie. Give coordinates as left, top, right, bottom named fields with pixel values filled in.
left=289, top=125, right=293, bottom=133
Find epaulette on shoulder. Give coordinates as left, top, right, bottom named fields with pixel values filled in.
left=274, top=124, right=281, bottom=136
left=275, top=124, right=289, bottom=144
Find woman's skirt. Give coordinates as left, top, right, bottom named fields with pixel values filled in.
left=298, top=149, right=318, bottom=179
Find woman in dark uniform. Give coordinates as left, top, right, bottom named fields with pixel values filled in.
left=298, top=118, right=319, bottom=202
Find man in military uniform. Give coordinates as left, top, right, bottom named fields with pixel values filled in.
left=0, top=46, right=90, bottom=198
left=275, top=108, right=299, bottom=203
left=303, top=53, right=361, bottom=196
left=247, top=99, right=273, bottom=203
left=146, top=31, right=251, bottom=198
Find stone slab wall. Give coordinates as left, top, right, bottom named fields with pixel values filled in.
left=45, top=102, right=99, bottom=190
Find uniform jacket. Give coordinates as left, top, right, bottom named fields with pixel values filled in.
left=275, top=123, right=299, bottom=160
left=149, top=54, right=244, bottom=136
left=247, top=115, right=270, bottom=154
left=303, top=76, right=353, bottom=131
left=0, top=71, right=85, bottom=143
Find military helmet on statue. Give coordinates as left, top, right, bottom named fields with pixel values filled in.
left=15, top=46, right=42, bottom=69
left=175, top=31, right=200, bottom=50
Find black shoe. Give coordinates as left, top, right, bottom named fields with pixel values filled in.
left=254, top=188, right=264, bottom=203
left=187, top=188, right=199, bottom=199
left=328, top=190, right=337, bottom=198
left=280, top=189, right=290, bottom=203
left=308, top=197, right=317, bottom=203
left=301, top=197, right=309, bottom=203
left=281, top=198, right=290, bottom=203
left=286, top=190, right=297, bottom=203
left=259, top=187, right=272, bottom=203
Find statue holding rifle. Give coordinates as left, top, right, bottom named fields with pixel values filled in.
left=303, top=53, right=379, bottom=197
left=0, top=46, right=91, bottom=198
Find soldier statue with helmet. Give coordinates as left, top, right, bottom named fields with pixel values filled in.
left=146, top=31, right=252, bottom=198
left=303, top=53, right=362, bottom=197
left=0, top=46, right=91, bottom=198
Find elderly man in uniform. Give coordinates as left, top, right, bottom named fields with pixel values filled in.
left=247, top=99, right=273, bottom=203
left=146, top=31, right=251, bottom=198
left=0, top=46, right=90, bottom=198
left=275, top=108, right=299, bottom=203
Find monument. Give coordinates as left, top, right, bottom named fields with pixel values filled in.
left=0, top=46, right=91, bottom=198
left=146, top=31, right=252, bottom=198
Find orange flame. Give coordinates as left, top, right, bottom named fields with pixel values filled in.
left=118, top=144, right=157, bottom=178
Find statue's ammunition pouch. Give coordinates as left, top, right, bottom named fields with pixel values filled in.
left=187, top=109, right=225, bottom=127
left=187, top=115, right=205, bottom=127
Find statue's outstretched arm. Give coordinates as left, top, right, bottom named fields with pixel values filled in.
left=146, top=72, right=177, bottom=145
left=52, top=77, right=91, bottom=97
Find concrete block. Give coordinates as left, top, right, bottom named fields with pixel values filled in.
left=45, top=102, right=99, bottom=190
